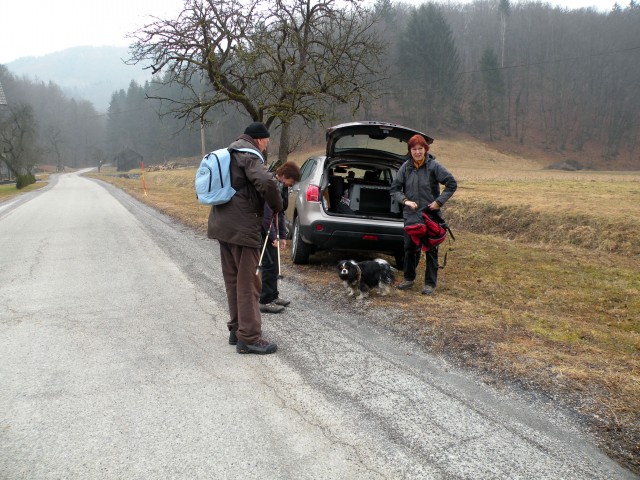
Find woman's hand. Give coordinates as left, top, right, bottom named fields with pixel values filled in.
left=427, top=201, right=441, bottom=211
left=404, top=199, right=418, bottom=210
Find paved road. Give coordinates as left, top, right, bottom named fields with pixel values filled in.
left=0, top=172, right=636, bottom=480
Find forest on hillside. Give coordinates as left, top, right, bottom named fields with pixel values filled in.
left=1, top=0, right=639, bottom=177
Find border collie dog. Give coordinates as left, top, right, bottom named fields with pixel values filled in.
left=337, top=259, right=395, bottom=299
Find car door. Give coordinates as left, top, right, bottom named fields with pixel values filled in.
left=286, top=157, right=319, bottom=235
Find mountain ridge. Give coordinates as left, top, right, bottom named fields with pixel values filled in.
left=6, top=45, right=151, bottom=111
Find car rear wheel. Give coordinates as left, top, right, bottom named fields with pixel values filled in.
left=291, top=216, right=311, bottom=264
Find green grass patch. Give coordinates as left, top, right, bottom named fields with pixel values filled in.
left=0, top=178, right=48, bottom=200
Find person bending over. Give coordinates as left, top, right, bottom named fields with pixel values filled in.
left=259, top=161, right=301, bottom=313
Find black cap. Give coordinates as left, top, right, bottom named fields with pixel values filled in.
left=244, top=122, right=270, bottom=139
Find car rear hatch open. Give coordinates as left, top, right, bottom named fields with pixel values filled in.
left=323, top=122, right=433, bottom=221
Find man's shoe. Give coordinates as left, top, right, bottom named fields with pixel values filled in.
left=397, top=280, right=415, bottom=290
left=273, top=297, right=290, bottom=307
left=260, top=303, right=285, bottom=313
left=421, top=285, right=435, bottom=295
left=229, top=329, right=238, bottom=345
left=236, top=338, right=278, bottom=355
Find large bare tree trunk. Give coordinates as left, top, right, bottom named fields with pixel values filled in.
left=277, top=122, right=291, bottom=167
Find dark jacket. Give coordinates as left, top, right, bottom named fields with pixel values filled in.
left=390, top=154, right=457, bottom=218
left=262, top=177, right=288, bottom=242
left=207, top=135, right=283, bottom=248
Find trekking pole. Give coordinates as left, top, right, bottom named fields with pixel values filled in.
left=255, top=215, right=274, bottom=275
left=275, top=214, right=283, bottom=279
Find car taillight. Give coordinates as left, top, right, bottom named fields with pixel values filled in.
left=362, top=235, right=379, bottom=241
left=306, top=185, right=320, bottom=202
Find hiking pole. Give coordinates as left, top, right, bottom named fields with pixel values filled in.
left=275, top=214, right=283, bottom=279
left=255, top=215, right=275, bottom=275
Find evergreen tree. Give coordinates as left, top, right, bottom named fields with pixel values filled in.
left=106, top=89, right=127, bottom=158
left=479, top=48, right=505, bottom=141
left=396, top=3, right=460, bottom=130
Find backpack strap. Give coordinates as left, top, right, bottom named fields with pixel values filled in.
left=437, top=225, right=455, bottom=269
left=231, top=147, right=265, bottom=164
left=225, top=147, right=265, bottom=195
left=418, top=205, right=455, bottom=269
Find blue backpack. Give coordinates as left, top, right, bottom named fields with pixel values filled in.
left=195, top=147, right=264, bottom=205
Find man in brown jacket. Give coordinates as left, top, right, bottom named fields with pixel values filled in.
left=207, top=122, right=283, bottom=354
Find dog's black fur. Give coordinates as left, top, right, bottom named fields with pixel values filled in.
left=337, top=259, right=395, bottom=299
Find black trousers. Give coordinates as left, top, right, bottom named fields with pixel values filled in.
left=259, top=239, right=279, bottom=304
left=403, top=233, right=438, bottom=288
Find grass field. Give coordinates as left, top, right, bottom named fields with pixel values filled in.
left=0, top=176, right=48, bottom=200
left=84, top=135, right=638, bottom=473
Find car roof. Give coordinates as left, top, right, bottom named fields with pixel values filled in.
left=325, top=121, right=434, bottom=160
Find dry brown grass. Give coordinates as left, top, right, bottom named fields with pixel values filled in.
left=87, top=137, right=640, bottom=473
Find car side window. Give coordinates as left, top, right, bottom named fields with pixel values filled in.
left=300, top=159, right=317, bottom=182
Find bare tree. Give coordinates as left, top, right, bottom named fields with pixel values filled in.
left=44, top=126, right=65, bottom=172
left=128, top=0, right=386, bottom=163
left=499, top=0, right=511, bottom=69
left=498, top=0, right=512, bottom=137
left=0, top=103, right=39, bottom=183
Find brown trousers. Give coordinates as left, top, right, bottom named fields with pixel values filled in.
left=219, top=241, right=262, bottom=344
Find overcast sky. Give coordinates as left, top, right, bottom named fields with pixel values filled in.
left=0, top=0, right=617, bottom=65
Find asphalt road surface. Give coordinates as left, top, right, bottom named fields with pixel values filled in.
left=1, top=171, right=636, bottom=480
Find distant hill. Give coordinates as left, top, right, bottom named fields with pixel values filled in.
left=6, top=46, right=151, bottom=112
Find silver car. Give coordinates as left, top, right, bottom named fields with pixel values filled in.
left=287, top=121, right=434, bottom=267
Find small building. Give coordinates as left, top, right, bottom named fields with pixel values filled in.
left=114, top=148, right=143, bottom=172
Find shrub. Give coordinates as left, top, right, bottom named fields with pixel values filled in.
left=16, top=173, right=36, bottom=189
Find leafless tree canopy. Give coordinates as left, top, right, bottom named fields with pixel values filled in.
left=2, top=1, right=639, bottom=171
left=0, top=103, right=38, bottom=177
left=1, top=64, right=104, bottom=180
left=128, top=0, right=386, bottom=132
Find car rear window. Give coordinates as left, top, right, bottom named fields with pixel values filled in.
left=333, top=134, right=408, bottom=156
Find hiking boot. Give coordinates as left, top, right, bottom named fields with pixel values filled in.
left=228, top=329, right=238, bottom=345
left=397, top=280, right=415, bottom=290
left=260, top=303, right=285, bottom=314
left=236, top=338, right=278, bottom=355
left=273, top=297, right=290, bottom=307
left=421, top=285, right=435, bottom=295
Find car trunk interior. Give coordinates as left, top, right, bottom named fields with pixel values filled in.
left=322, top=164, right=403, bottom=219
